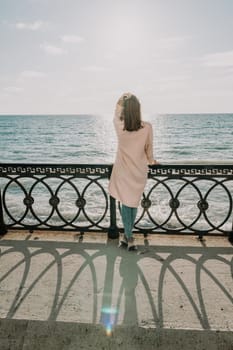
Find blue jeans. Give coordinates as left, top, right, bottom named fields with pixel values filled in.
left=121, top=204, right=137, bottom=239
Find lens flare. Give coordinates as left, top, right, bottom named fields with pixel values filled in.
left=106, top=324, right=112, bottom=336
left=101, top=307, right=118, bottom=335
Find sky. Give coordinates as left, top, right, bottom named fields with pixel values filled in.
left=0, top=0, right=233, bottom=115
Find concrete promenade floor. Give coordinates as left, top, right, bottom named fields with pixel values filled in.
left=0, top=230, right=232, bottom=349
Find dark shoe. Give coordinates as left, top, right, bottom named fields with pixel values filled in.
left=119, top=235, right=128, bottom=248
left=127, top=241, right=138, bottom=251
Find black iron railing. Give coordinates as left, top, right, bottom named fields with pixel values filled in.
left=0, top=163, right=233, bottom=241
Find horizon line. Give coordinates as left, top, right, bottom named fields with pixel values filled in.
left=0, top=112, right=233, bottom=116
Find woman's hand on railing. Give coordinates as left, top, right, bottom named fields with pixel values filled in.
left=151, top=160, right=160, bottom=165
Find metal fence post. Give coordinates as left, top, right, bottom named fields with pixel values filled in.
left=108, top=195, right=119, bottom=239
left=0, top=189, right=7, bottom=236
left=107, top=165, right=119, bottom=239
left=229, top=222, right=233, bottom=244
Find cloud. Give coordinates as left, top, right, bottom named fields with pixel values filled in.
left=154, top=75, right=190, bottom=93
left=40, top=43, right=67, bottom=55
left=201, top=50, right=233, bottom=67
left=21, top=70, right=47, bottom=78
left=155, top=36, right=190, bottom=50
left=61, top=35, right=84, bottom=43
left=1, top=20, right=9, bottom=26
left=3, top=86, right=23, bottom=93
left=80, top=65, right=110, bottom=72
left=15, top=20, right=44, bottom=31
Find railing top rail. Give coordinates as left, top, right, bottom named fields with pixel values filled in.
left=148, top=163, right=233, bottom=177
left=0, top=162, right=233, bottom=177
left=0, top=164, right=111, bottom=177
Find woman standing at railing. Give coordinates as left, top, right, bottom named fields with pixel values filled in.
left=109, top=93, right=158, bottom=250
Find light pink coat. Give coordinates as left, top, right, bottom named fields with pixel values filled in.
left=108, top=104, right=154, bottom=208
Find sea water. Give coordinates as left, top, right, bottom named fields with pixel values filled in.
left=1, top=114, right=233, bottom=163
left=0, top=114, right=233, bottom=231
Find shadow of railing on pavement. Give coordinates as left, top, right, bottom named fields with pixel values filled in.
left=0, top=238, right=232, bottom=330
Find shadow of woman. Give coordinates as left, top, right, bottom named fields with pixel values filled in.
left=118, top=251, right=139, bottom=325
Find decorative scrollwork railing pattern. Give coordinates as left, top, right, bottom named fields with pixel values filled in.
left=0, top=163, right=233, bottom=239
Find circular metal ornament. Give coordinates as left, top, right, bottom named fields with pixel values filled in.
left=49, top=196, right=60, bottom=207
left=76, top=197, right=86, bottom=208
left=141, top=198, right=151, bottom=209
left=197, top=199, right=209, bottom=211
left=23, top=195, right=34, bottom=207
left=169, top=198, right=180, bottom=210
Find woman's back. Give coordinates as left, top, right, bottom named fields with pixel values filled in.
left=109, top=93, right=155, bottom=207
left=116, top=121, right=153, bottom=166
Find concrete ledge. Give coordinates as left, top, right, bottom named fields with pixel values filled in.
left=0, top=318, right=233, bottom=350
